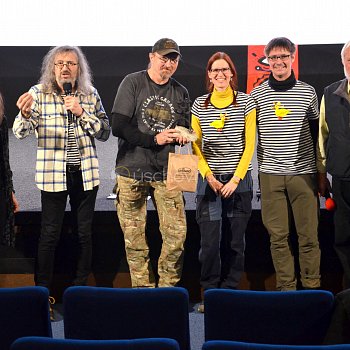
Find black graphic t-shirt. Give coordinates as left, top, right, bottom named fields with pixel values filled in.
left=112, top=70, right=190, bottom=180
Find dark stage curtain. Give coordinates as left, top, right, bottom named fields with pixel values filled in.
left=0, top=44, right=344, bottom=127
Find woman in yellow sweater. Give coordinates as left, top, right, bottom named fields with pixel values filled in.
left=191, top=52, right=256, bottom=312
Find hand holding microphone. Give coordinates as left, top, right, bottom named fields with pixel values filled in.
left=63, top=82, right=83, bottom=117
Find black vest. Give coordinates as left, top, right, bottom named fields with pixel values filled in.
left=324, top=79, right=350, bottom=178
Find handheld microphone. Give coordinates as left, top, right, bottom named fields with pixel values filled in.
left=63, top=82, right=72, bottom=96
left=63, top=82, right=73, bottom=121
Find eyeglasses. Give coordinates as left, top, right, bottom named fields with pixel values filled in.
left=155, top=54, right=179, bottom=65
left=54, top=61, right=79, bottom=69
left=210, top=67, right=231, bottom=74
left=267, top=54, right=291, bottom=62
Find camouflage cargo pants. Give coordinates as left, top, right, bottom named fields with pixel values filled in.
left=115, top=175, right=187, bottom=287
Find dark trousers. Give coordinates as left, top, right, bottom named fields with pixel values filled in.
left=35, top=171, right=98, bottom=290
left=0, top=187, right=7, bottom=237
left=332, top=178, right=350, bottom=289
left=196, top=173, right=252, bottom=291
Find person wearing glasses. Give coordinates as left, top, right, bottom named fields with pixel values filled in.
left=191, top=52, right=256, bottom=312
left=250, top=37, right=321, bottom=291
left=13, top=46, right=110, bottom=312
left=0, top=92, right=19, bottom=248
left=111, top=38, right=191, bottom=288
left=317, top=41, right=350, bottom=290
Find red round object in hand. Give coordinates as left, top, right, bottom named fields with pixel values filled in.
left=325, top=197, right=336, bottom=211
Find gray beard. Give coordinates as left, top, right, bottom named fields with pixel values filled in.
left=58, top=78, right=75, bottom=86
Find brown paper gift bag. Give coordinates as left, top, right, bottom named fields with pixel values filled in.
left=166, top=146, right=199, bottom=192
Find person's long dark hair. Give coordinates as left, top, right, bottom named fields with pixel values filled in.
left=204, top=52, right=238, bottom=108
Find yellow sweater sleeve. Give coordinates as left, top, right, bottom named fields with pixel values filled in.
left=234, top=108, right=256, bottom=179
left=191, top=114, right=212, bottom=178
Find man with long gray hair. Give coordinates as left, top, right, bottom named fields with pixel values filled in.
left=13, top=46, right=110, bottom=316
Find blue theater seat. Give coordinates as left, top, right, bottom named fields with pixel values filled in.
left=0, top=287, right=52, bottom=350
left=204, top=289, right=334, bottom=345
left=11, top=336, right=180, bottom=350
left=202, top=340, right=350, bottom=350
left=63, top=286, right=190, bottom=350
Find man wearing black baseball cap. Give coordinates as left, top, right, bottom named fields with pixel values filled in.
left=152, top=38, right=181, bottom=56
left=111, top=38, right=191, bottom=288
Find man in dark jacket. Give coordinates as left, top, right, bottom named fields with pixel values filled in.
left=0, top=93, right=19, bottom=247
left=317, top=40, right=350, bottom=289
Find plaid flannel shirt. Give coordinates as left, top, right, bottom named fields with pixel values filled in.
left=13, top=84, right=110, bottom=192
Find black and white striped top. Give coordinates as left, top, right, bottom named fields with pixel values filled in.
left=191, top=92, right=256, bottom=175
left=250, top=80, right=319, bottom=175
left=63, top=94, right=81, bottom=167
left=67, top=120, right=81, bottom=166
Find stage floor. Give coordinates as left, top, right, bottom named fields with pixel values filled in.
left=5, top=132, right=342, bottom=296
